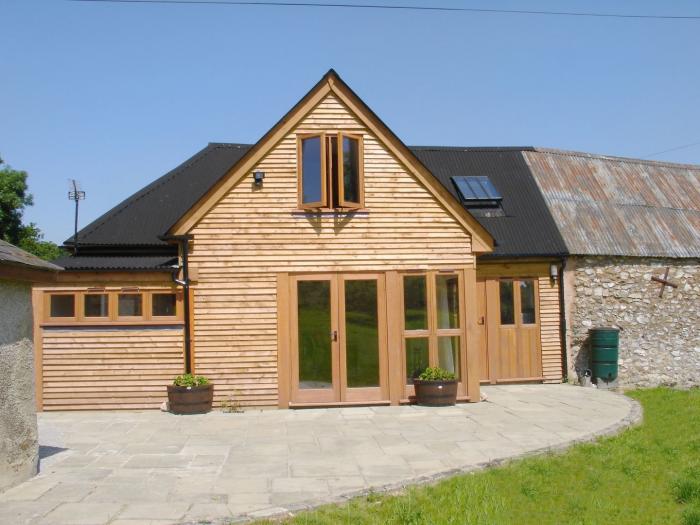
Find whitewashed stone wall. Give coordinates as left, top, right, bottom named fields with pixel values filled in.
left=569, top=256, right=700, bottom=388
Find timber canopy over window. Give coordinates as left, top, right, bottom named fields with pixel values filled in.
left=298, top=132, right=364, bottom=209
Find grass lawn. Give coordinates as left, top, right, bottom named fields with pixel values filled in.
left=257, top=388, right=700, bottom=525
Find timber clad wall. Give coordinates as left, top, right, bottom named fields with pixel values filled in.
left=41, top=327, right=184, bottom=410
left=538, top=276, right=563, bottom=382
left=190, top=94, right=474, bottom=407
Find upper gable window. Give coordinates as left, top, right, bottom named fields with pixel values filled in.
left=298, top=132, right=363, bottom=209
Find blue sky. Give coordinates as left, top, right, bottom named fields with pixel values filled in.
left=1, top=0, right=699, bottom=244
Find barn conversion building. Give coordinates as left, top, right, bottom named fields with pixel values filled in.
left=524, top=150, right=700, bottom=387
left=33, top=70, right=699, bottom=411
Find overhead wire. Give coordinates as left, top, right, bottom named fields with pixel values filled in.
left=67, top=0, right=700, bottom=20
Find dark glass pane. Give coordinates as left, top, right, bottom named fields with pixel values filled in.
left=345, top=280, right=379, bottom=388
left=438, top=336, right=460, bottom=380
left=329, top=136, right=339, bottom=207
left=118, top=294, right=142, bottom=317
left=152, top=293, right=177, bottom=317
left=50, top=295, right=75, bottom=317
left=342, top=136, right=360, bottom=204
left=436, top=274, right=460, bottom=329
left=301, top=136, right=322, bottom=204
left=520, top=280, right=536, bottom=324
left=298, top=280, right=332, bottom=389
left=406, top=338, right=429, bottom=384
left=499, top=281, right=514, bottom=325
left=403, top=276, right=427, bottom=330
left=84, top=294, right=108, bottom=317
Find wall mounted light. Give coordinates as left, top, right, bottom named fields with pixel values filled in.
left=253, top=171, right=265, bottom=186
left=549, top=263, right=559, bottom=283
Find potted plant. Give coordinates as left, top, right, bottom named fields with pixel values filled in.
left=167, top=374, right=214, bottom=414
left=412, top=366, right=458, bottom=406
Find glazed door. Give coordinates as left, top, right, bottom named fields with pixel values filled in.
left=494, top=279, right=542, bottom=380
left=290, top=274, right=387, bottom=404
left=476, top=279, right=489, bottom=382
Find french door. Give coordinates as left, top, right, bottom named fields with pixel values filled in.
left=290, top=274, right=388, bottom=404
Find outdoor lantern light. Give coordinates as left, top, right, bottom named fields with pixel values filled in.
left=253, top=171, right=265, bottom=186
left=550, top=263, right=559, bottom=283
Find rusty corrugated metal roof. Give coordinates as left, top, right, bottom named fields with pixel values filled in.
left=523, top=149, right=700, bottom=258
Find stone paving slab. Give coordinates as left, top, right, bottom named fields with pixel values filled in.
left=0, top=385, right=641, bottom=525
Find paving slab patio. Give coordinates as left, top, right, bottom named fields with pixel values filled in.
left=0, top=385, right=640, bottom=525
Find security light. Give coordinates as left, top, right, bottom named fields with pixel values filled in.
left=550, top=263, right=559, bottom=282
left=253, top=171, right=265, bottom=186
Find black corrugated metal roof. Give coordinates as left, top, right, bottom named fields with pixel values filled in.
left=61, top=143, right=567, bottom=270
left=53, top=255, right=177, bottom=271
left=65, top=143, right=251, bottom=247
left=411, top=147, right=568, bottom=257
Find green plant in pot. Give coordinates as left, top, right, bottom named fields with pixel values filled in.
left=167, top=373, right=214, bottom=414
left=413, top=366, right=458, bottom=406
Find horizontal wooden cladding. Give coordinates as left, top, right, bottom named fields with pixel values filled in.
left=188, top=94, right=477, bottom=408
left=41, top=327, right=184, bottom=410
left=192, top=275, right=279, bottom=407
left=538, top=275, right=563, bottom=382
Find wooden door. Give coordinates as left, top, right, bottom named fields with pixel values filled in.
left=290, top=274, right=339, bottom=403
left=485, top=278, right=542, bottom=382
left=497, top=278, right=542, bottom=380
left=338, top=274, right=388, bottom=403
left=290, top=273, right=387, bottom=404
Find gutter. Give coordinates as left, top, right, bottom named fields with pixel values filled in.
left=160, top=234, right=194, bottom=375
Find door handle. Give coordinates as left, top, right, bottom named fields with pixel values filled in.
left=331, top=330, right=338, bottom=342
left=477, top=316, right=485, bottom=325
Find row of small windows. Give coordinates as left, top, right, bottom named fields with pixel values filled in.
left=47, top=290, right=180, bottom=323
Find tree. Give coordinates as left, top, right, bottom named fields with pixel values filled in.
left=0, top=157, right=65, bottom=261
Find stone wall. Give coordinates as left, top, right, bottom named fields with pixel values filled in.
left=567, top=256, right=700, bottom=388
left=0, top=279, right=38, bottom=493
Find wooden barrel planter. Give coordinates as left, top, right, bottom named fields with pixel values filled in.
left=413, top=379, right=458, bottom=407
left=167, top=384, right=214, bottom=414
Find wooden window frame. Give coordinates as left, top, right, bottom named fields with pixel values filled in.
left=151, top=292, right=181, bottom=321
left=42, top=288, right=183, bottom=326
left=498, top=279, right=516, bottom=326
left=518, top=278, right=538, bottom=326
left=338, top=133, right=364, bottom=209
left=83, top=292, right=111, bottom=321
left=296, top=132, right=364, bottom=210
left=297, top=133, right=327, bottom=209
left=400, top=271, right=467, bottom=387
left=117, top=292, right=146, bottom=321
left=46, top=292, right=78, bottom=322
left=497, top=278, right=539, bottom=328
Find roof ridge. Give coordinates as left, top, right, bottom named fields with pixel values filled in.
left=410, top=145, right=535, bottom=152
left=207, top=142, right=253, bottom=148
left=531, top=147, right=700, bottom=170
left=69, top=144, right=222, bottom=244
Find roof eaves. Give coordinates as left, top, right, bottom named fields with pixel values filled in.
left=64, top=143, right=227, bottom=246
